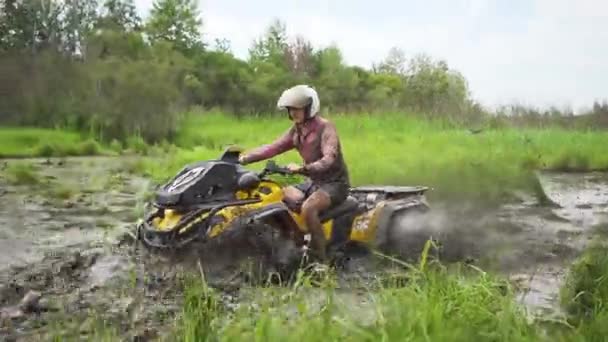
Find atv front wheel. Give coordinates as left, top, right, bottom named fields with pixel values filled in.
left=207, top=222, right=305, bottom=282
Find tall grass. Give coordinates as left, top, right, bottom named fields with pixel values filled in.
left=167, top=242, right=545, bottom=341
left=161, top=242, right=608, bottom=342
left=4, top=112, right=606, bottom=202
left=558, top=241, right=608, bottom=340
left=149, top=111, right=608, bottom=202
left=40, top=243, right=607, bottom=341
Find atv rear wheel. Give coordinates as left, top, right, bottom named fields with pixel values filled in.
left=375, top=198, right=436, bottom=262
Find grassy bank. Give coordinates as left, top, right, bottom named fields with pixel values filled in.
left=59, top=242, right=607, bottom=341
left=177, top=263, right=543, bottom=341
left=0, top=127, right=105, bottom=158
left=32, top=236, right=606, bottom=341
left=146, top=111, right=608, bottom=202
left=166, top=242, right=608, bottom=341
left=3, top=112, right=607, bottom=201
left=0, top=127, right=171, bottom=158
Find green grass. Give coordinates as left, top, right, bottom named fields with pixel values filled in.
left=159, top=242, right=606, bottom=342
left=2, top=161, right=40, bottom=185
left=0, top=127, right=107, bottom=158
left=43, top=254, right=608, bottom=341
left=560, top=241, right=608, bottom=319
left=549, top=240, right=608, bottom=341
left=162, top=244, right=556, bottom=341
left=4, top=112, right=606, bottom=202
left=211, top=269, right=540, bottom=342
left=147, top=111, right=608, bottom=202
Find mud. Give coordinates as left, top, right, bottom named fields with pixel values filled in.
left=0, top=157, right=607, bottom=340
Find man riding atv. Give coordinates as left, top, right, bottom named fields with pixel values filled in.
left=238, top=84, right=350, bottom=261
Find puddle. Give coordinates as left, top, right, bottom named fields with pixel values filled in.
left=537, top=171, right=608, bottom=227
left=503, top=171, right=608, bottom=313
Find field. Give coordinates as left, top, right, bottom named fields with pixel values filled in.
left=1, top=112, right=607, bottom=341
left=144, top=111, right=608, bottom=203
left=4, top=111, right=607, bottom=199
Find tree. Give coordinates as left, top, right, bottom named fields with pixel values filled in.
left=314, top=45, right=361, bottom=111
left=284, top=35, right=316, bottom=77
left=62, top=0, right=99, bottom=56
left=249, top=18, right=288, bottom=67
left=213, top=38, right=231, bottom=54
left=97, top=0, right=141, bottom=32
left=0, top=0, right=65, bottom=53
left=146, top=0, right=204, bottom=54
left=373, top=47, right=407, bottom=75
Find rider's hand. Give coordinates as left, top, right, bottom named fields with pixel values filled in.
left=286, top=163, right=303, bottom=174
left=238, top=155, right=248, bottom=165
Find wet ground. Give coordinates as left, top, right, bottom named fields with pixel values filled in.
left=0, top=157, right=607, bottom=340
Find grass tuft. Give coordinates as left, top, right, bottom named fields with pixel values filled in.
left=3, top=162, right=39, bottom=185
left=560, top=242, right=608, bottom=323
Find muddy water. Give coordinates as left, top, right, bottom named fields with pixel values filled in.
left=511, top=171, right=608, bottom=313
left=0, top=157, right=150, bottom=270
left=437, top=171, right=608, bottom=315
left=0, top=157, right=607, bottom=339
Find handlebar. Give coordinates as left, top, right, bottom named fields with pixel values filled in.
left=258, top=160, right=297, bottom=178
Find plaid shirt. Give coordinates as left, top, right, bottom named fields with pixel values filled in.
left=242, top=116, right=350, bottom=185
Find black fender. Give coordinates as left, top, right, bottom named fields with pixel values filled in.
left=246, top=203, right=302, bottom=233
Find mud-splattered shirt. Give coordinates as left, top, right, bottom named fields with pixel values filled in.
left=242, top=116, right=350, bottom=186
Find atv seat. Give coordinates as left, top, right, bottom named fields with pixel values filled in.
left=285, top=196, right=360, bottom=222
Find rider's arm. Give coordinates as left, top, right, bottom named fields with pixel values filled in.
left=303, top=122, right=339, bottom=174
left=241, top=128, right=295, bottom=164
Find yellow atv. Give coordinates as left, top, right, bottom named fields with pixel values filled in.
left=136, top=147, right=430, bottom=263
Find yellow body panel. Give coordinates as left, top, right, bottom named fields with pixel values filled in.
left=348, top=202, right=386, bottom=243
left=153, top=209, right=183, bottom=231
left=288, top=210, right=334, bottom=240
left=151, top=179, right=381, bottom=245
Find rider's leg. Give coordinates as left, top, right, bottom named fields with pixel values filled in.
left=301, top=189, right=332, bottom=261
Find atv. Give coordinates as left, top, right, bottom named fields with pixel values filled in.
left=136, top=146, right=430, bottom=265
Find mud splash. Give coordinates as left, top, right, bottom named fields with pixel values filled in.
left=0, top=157, right=607, bottom=339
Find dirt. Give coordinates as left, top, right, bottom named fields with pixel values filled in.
left=0, top=157, right=607, bottom=340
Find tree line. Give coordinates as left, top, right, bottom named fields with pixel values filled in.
left=0, top=0, right=605, bottom=142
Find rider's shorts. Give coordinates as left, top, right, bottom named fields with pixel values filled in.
left=294, top=179, right=349, bottom=206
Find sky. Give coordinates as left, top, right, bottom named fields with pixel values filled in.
left=134, top=0, right=608, bottom=112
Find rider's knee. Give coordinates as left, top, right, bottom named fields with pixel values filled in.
left=283, top=186, right=304, bottom=203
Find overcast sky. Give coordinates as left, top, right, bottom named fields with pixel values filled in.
left=134, top=0, right=608, bottom=112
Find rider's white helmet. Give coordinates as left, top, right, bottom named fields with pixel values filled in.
left=276, top=84, right=320, bottom=119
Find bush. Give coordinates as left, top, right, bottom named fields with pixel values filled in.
left=35, top=143, right=56, bottom=158
left=78, top=139, right=101, bottom=156
left=109, top=139, right=124, bottom=153
left=125, top=136, right=149, bottom=155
